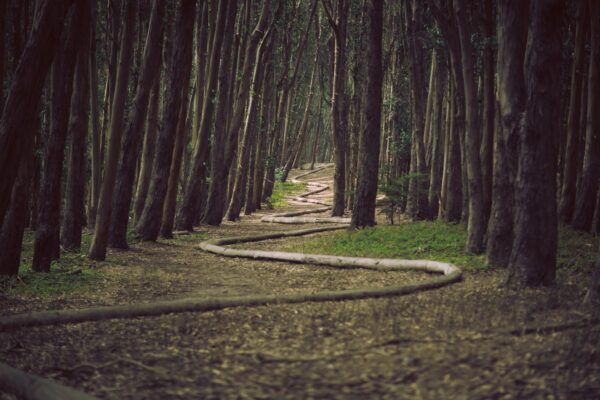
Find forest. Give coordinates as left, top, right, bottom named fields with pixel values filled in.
left=0, top=0, right=599, bottom=398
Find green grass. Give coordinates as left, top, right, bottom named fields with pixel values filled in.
left=280, top=221, right=598, bottom=271
left=269, top=181, right=307, bottom=207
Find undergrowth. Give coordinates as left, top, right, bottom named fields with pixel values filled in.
left=281, top=221, right=598, bottom=271
left=269, top=181, right=306, bottom=207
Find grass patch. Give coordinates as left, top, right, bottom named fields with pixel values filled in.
left=269, top=181, right=307, bottom=207
left=279, top=221, right=599, bottom=271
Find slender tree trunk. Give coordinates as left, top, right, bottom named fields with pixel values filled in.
left=571, top=1, right=600, bottom=232
left=62, top=2, right=92, bottom=250
left=350, top=0, right=383, bottom=229
left=33, top=6, right=82, bottom=272
left=454, top=0, right=486, bottom=254
left=428, top=55, right=446, bottom=217
left=0, top=1, right=6, bottom=115
left=175, top=0, right=229, bottom=231
left=88, top=0, right=135, bottom=259
left=133, top=79, right=160, bottom=223
left=251, top=63, right=273, bottom=211
left=559, top=2, right=588, bottom=224
left=0, top=0, right=74, bottom=227
left=108, top=0, right=165, bottom=248
left=506, top=0, right=563, bottom=287
left=486, top=0, right=527, bottom=268
left=88, top=1, right=101, bottom=228
left=480, top=0, right=495, bottom=226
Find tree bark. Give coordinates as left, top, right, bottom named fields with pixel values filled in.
left=136, top=0, right=197, bottom=240
left=0, top=0, right=74, bottom=227
left=559, top=2, right=588, bottom=224
left=506, top=0, right=563, bottom=287
left=108, top=0, right=165, bottom=248
left=571, top=1, right=600, bottom=232
left=88, top=0, right=135, bottom=259
left=351, top=0, right=383, bottom=229
left=454, top=0, right=486, bottom=254
left=62, top=2, right=92, bottom=251
left=33, top=6, right=82, bottom=272
left=175, top=0, right=229, bottom=231
left=88, top=1, right=102, bottom=228
left=486, top=0, right=527, bottom=268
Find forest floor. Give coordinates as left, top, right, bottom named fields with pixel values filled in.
left=1, top=165, right=600, bottom=399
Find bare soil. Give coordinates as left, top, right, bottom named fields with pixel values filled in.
left=1, top=166, right=599, bottom=399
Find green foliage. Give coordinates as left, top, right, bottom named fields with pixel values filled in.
left=379, top=173, right=427, bottom=224
left=274, top=167, right=285, bottom=182
left=283, top=221, right=487, bottom=270
left=268, top=181, right=306, bottom=208
left=557, top=226, right=599, bottom=271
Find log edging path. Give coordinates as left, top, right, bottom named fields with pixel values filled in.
left=0, top=164, right=461, bottom=399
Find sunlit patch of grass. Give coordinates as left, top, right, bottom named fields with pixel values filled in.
left=281, top=220, right=599, bottom=272
left=269, top=181, right=307, bottom=207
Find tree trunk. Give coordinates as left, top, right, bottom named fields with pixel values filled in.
left=175, top=0, right=229, bottom=231
left=486, top=0, right=527, bottom=268
left=454, top=0, right=486, bottom=254
left=88, top=0, right=135, bottom=259
left=428, top=54, right=447, bottom=217
left=133, top=79, right=160, bottom=223
left=506, top=0, right=563, bottom=287
left=559, top=2, right=588, bottom=224
left=136, top=0, right=197, bottom=240
left=108, top=0, right=165, bottom=248
left=571, top=1, right=600, bottom=232
left=62, top=2, right=92, bottom=251
left=350, top=0, right=382, bottom=229
left=33, top=6, right=82, bottom=272
left=0, top=0, right=74, bottom=227
left=201, top=0, right=243, bottom=226
left=88, top=1, right=101, bottom=228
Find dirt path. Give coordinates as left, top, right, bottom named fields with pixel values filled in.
left=1, top=165, right=599, bottom=399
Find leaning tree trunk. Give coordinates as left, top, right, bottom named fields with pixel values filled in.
left=454, top=0, right=486, bottom=254
left=175, top=0, right=229, bottom=231
left=88, top=0, right=135, bottom=260
left=0, top=0, right=74, bottom=228
left=351, top=0, right=383, bottom=229
left=506, top=0, right=563, bottom=287
left=137, top=0, right=196, bottom=240
left=33, top=5, right=82, bottom=272
left=559, top=2, right=588, bottom=224
left=571, top=1, right=600, bottom=233
left=62, top=2, right=92, bottom=251
left=108, top=0, right=165, bottom=248
left=486, top=0, right=527, bottom=268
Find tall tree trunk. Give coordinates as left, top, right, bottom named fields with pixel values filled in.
left=0, top=0, right=74, bottom=227
left=88, top=0, right=135, bottom=259
left=133, top=79, right=160, bottom=223
left=251, top=62, right=273, bottom=211
left=88, top=1, right=102, bottom=228
left=0, top=0, right=7, bottom=115
left=506, top=0, right=563, bottom=287
left=571, top=1, right=600, bottom=232
left=227, top=43, right=268, bottom=221
left=428, top=55, right=446, bottom=217
left=33, top=5, right=82, bottom=272
left=480, top=0, right=495, bottom=226
left=486, top=0, right=527, bottom=268
left=175, top=0, right=229, bottom=231
left=559, top=2, right=588, bottom=224
left=62, top=2, right=92, bottom=250
left=108, top=0, right=165, bottom=249
left=454, top=0, right=486, bottom=254
left=350, top=0, right=383, bottom=229
left=201, top=0, right=243, bottom=226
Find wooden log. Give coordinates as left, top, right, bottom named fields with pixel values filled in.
left=0, top=362, right=97, bottom=400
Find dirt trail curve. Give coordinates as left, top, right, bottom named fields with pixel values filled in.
left=0, top=164, right=463, bottom=399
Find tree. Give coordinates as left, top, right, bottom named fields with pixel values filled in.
left=33, top=4, right=83, bottom=272
left=108, top=0, right=165, bottom=248
left=137, top=0, right=196, bottom=240
left=351, top=0, right=383, bottom=229
left=88, top=0, right=136, bottom=260
left=0, top=0, right=74, bottom=227
left=506, top=0, right=563, bottom=287
left=486, top=0, right=527, bottom=268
